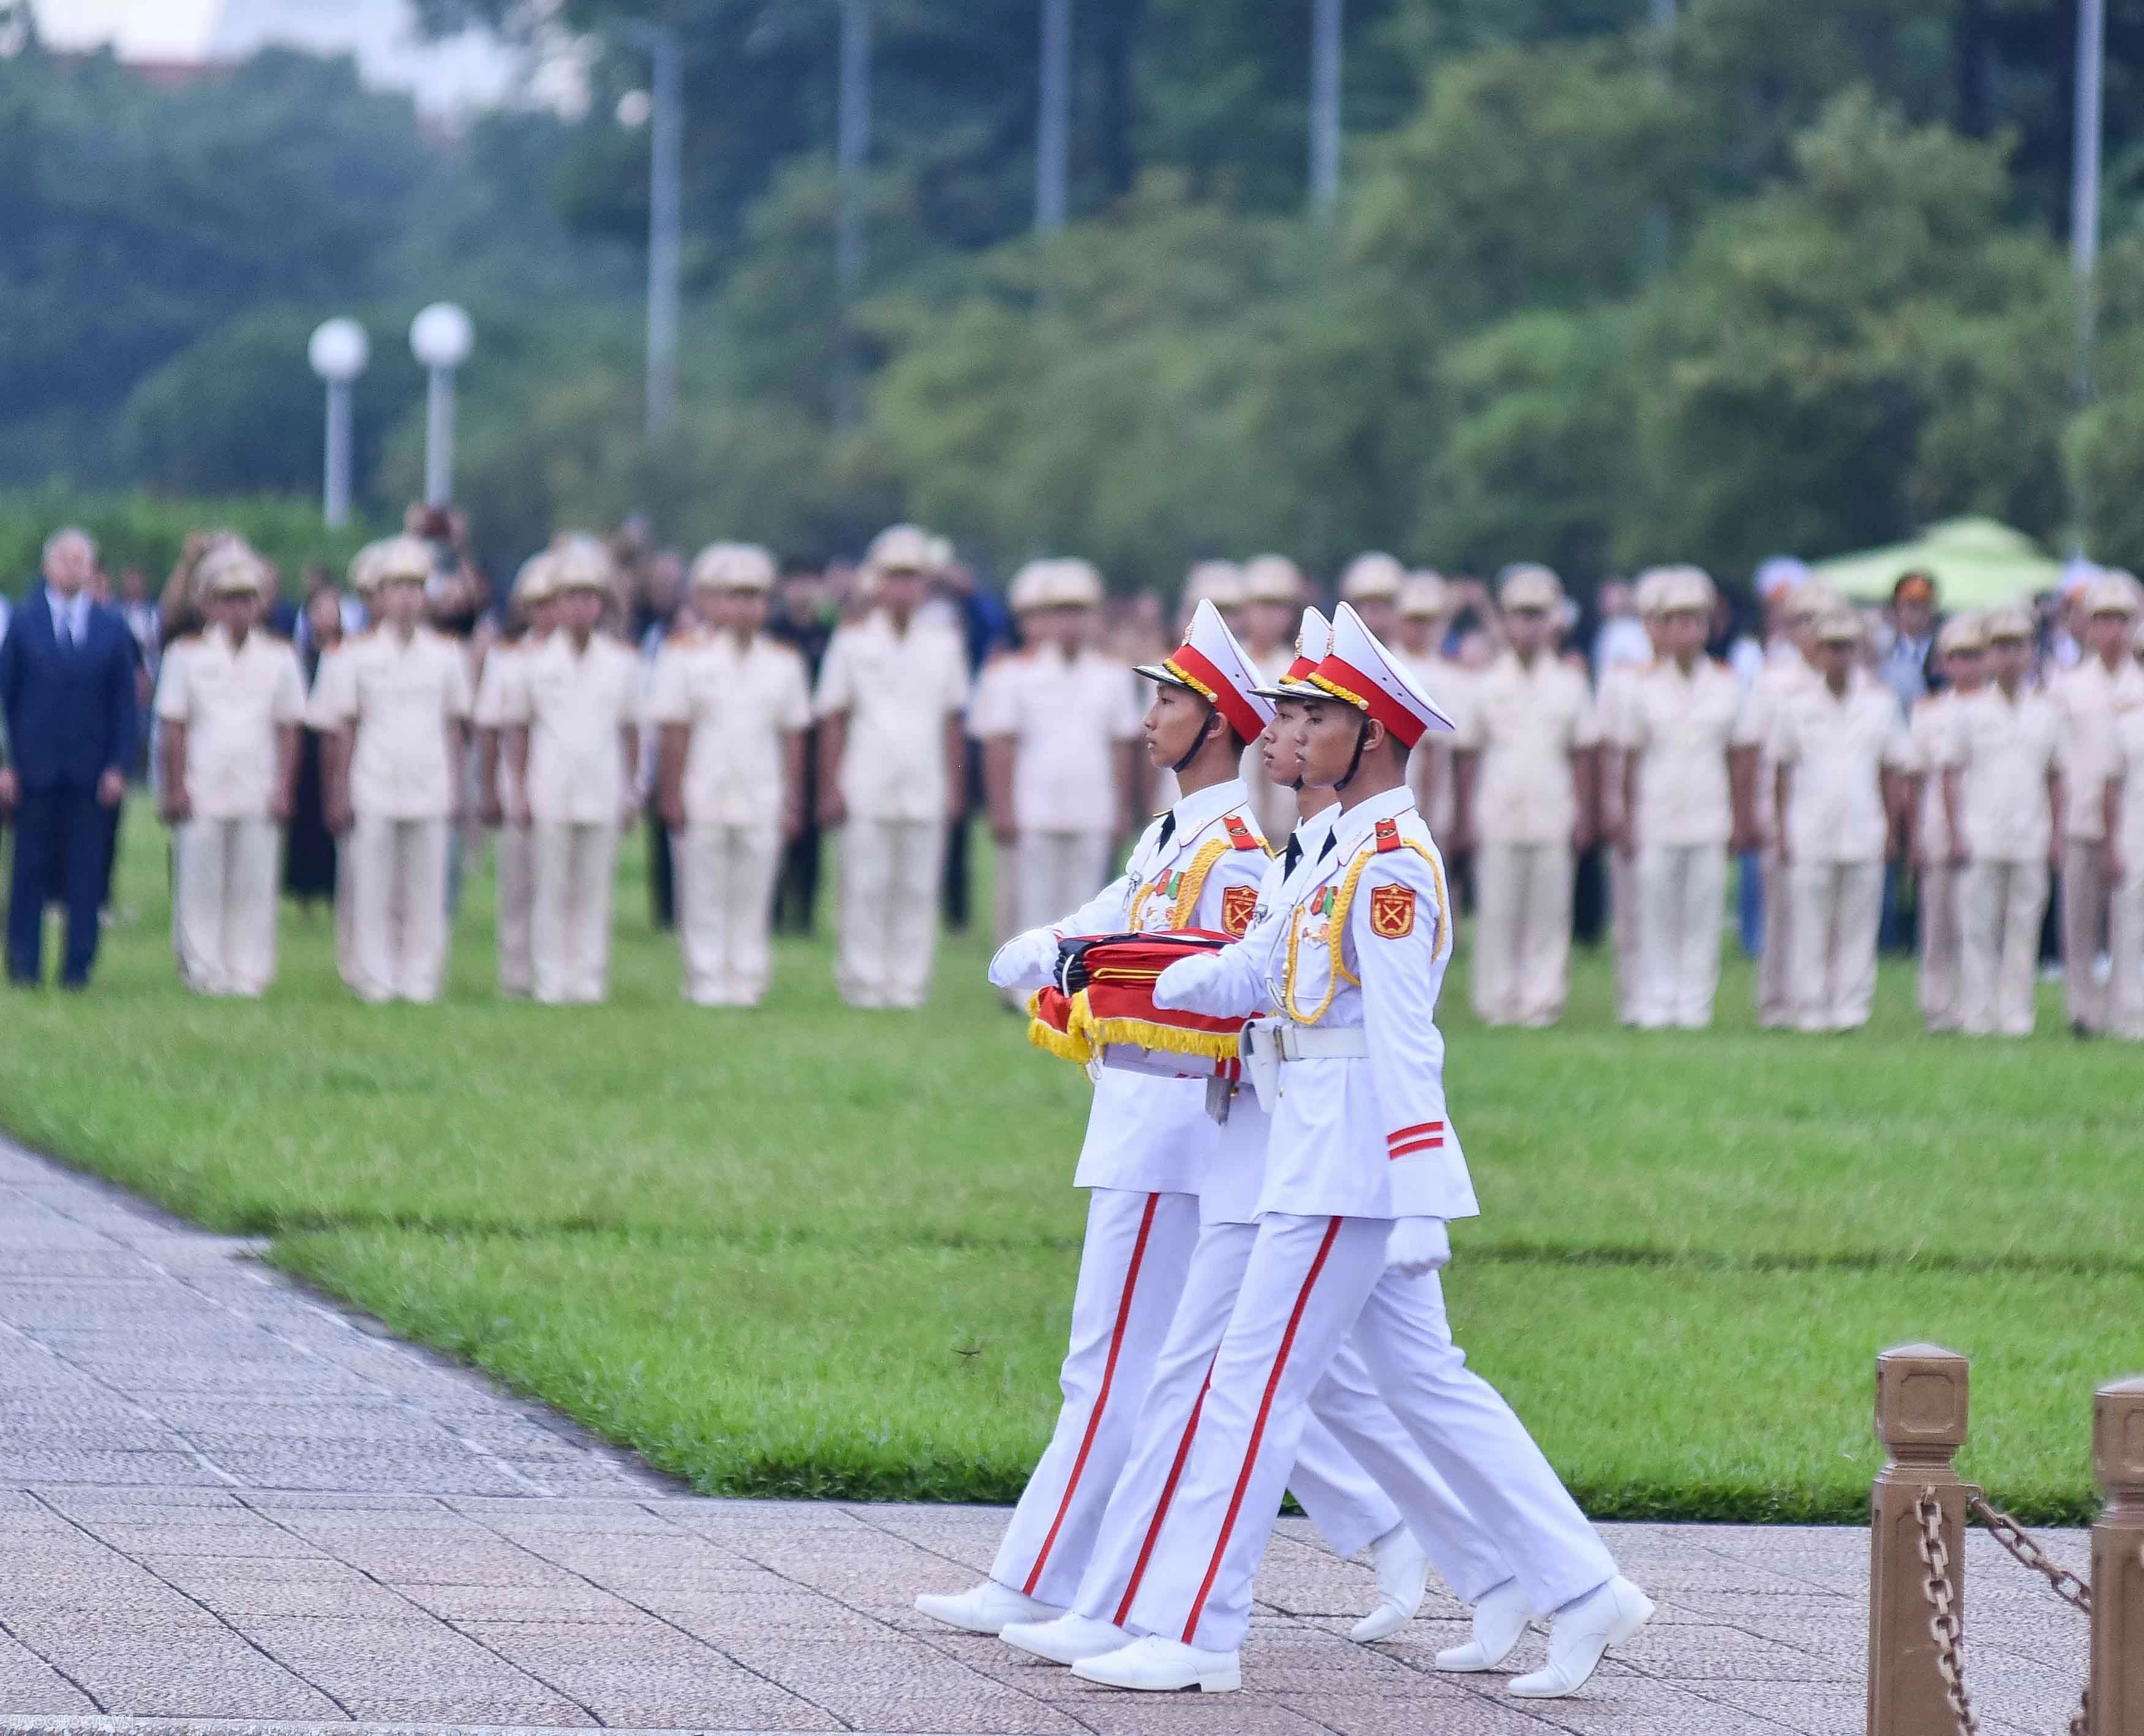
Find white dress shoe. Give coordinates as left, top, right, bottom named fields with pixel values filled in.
left=914, top=1580, right=1066, bottom=1636
left=1070, top=1634, right=1241, bottom=1693
left=1508, top=1574, right=1654, bottom=1698
left=1435, top=1576, right=1533, bottom=1670
left=1350, top=1525, right=1429, bottom=1643
left=1002, top=1612, right=1131, bottom=1664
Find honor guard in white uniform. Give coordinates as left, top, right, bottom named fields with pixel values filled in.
left=1768, top=609, right=1909, bottom=1032
left=1612, top=567, right=1759, bottom=1029
left=156, top=542, right=307, bottom=996
left=1154, top=563, right=1249, bottom=811
left=313, top=535, right=473, bottom=1003
left=1075, top=605, right=1646, bottom=1699
left=2110, top=615, right=2144, bottom=1040
left=1747, top=585, right=1831, bottom=1028
left=1942, top=606, right=2064, bottom=1038
left=475, top=551, right=557, bottom=998
left=972, top=558, right=1139, bottom=939
left=1596, top=571, right=1669, bottom=1023
left=2051, top=576, right=2144, bottom=1034
left=813, top=525, right=972, bottom=1009
left=502, top=535, right=642, bottom=1005
left=913, top=599, right=1283, bottom=1636
left=1906, top=615, right=1987, bottom=1032
left=1450, top=564, right=1599, bottom=1026
left=650, top=543, right=812, bottom=1007
left=1238, top=555, right=1305, bottom=843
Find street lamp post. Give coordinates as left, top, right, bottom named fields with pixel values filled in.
left=306, top=317, right=369, bottom=528
left=1036, top=0, right=1071, bottom=233
left=626, top=22, right=682, bottom=438
left=409, top=302, right=474, bottom=509
left=835, top=0, right=871, bottom=428
left=1308, top=0, right=1341, bottom=214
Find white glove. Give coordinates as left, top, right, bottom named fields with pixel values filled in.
left=988, top=928, right=1060, bottom=993
left=1386, top=1217, right=1450, bottom=1278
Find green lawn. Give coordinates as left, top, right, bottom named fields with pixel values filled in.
left=1, top=800, right=2137, bottom=1520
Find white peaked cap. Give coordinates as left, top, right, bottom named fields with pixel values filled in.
left=1254, top=606, right=1331, bottom=699
left=1007, top=559, right=1055, bottom=613
left=1307, top=602, right=1457, bottom=746
left=1182, top=559, right=1247, bottom=609
left=689, top=542, right=777, bottom=593
left=1134, top=596, right=1277, bottom=743
left=1339, top=550, right=1406, bottom=601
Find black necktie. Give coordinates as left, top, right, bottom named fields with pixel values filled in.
left=1282, top=835, right=1302, bottom=877
left=1154, top=811, right=1175, bottom=851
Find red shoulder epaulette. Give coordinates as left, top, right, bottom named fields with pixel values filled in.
left=1375, top=817, right=1401, bottom=852
left=1222, top=814, right=1262, bottom=851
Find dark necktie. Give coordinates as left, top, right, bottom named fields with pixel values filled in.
left=1154, top=811, right=1175, bottom=851
left=1282, top=836, right=1302, bottom=877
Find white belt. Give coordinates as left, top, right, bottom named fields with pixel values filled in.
left=1238, top=1018, right=1367, bottom=1111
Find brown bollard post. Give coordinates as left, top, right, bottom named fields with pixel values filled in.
left=2090, top=1377, right=2144, bottom=1736
left=1868, top=1343, right=1971, bottom=1736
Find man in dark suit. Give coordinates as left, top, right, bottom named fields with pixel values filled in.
left=0, top=528, right=140, bottom=988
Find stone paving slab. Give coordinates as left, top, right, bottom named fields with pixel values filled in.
left=0, top=1138, right=2097, bottom=1735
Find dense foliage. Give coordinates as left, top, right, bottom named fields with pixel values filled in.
left=16, top=0, right=2144, bottom=588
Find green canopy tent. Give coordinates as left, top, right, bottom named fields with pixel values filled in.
left=1810, top=517, right=2066, bottom=611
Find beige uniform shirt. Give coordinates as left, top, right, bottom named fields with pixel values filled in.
left=1454, top=649, right=1598, bottom=846
left=2051, top=656, right=2144, bottom=840
left=312, top=626, right=473, bottom=820
left=1906, top=690, right=1965, bottom=863
left=813, top=611, right=971, bottom=823
left=1943, top=686, right=2062, bottom=863
left=505, top=632, right=642, bottom=825
left=968, top=644, right=1138, bottom=832
left=1745, top=652, right=1817, bottom=841
left=648, top=631, right=813, bottom=828
left=153, top=623, right=306, bottom=820
left=1770, top=675, right=1908, bottom=863
left=2113, top=708, right=2144, bottom=870
left=1614, top=657, right=1755, bottom=848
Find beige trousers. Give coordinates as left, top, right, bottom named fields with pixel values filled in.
left=837, top=818, right=944, bottom=1010
left=2112, top=871, right=2144, bottom=1040
left=674, top=822, right=781, bottom=1007
left=494, top=825, right=533, bottom=997
left=1635, top=843, right=1725, bottom=1029
left=1016, top=828, right=1114, bottom=934
left=1472, top=840, right=1574, bottom=1026
left=1610, top=846, right=1642, bottom=1024
left=333, top=836, right=358, bottom=989
left=1959, top=858, right=2050, bottom=1038
left=1917, top=862, right=1962, bottom=1032
left=2061, top=840, right=2112, bottom=1031
left=175, top=816, right=280, bottom=997
left=1787, top=857, right=1883, bottom=1032
left=530, top=821, right=617, bottom=1005
left=347, top=815, right=450, bottom=1004
left=1756, top=842, right=1794, bottom=1028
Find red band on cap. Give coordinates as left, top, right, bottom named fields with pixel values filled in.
left=1281, top=655, right=1315, bottom=681
left=1170, top=642, right=1266, bottom=743
left=1311, top=655, right=1427, bottom=748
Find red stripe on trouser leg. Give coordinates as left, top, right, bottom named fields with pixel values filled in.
left=1180, top=1216, right=1344, bottom=1644
left=1111, top=1358, right=1216, bottom=1626
left=1022, top=1191, right=1162, bottom=1596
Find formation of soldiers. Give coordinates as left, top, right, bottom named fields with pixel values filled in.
left=131, top=517, right=2144, bottom=1039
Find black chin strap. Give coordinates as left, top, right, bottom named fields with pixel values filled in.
left=1333, top=715, right=1372, bottom=792
left=1170, top=702, right=1219, bottom=778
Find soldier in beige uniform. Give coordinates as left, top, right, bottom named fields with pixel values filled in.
left=313, top=536, right=473, bottom=1004
left=1238, top=555, right=1304, bottom=841
left=1450, top=564, right=1598, bottom=1026
left=652, top=543, right=813, bottom=1007
left=2109, top=616, right=2144, bottom=1039
left=1612, top=566, right=1759, bottom=1029
left=476, top=552, right=557, bottom=997
left=155, top=544, right=306, bottom=996
left=1746, top=585, right=1830, bottom=1028
left=973, top=558, right=1138, bottom=939
left=320, top=541, right=386, bottom=990
left=814, top=524, right=972, bottom=1009
left=1942, top=606, right=2064, bottom=1038
left=1906, top=615, right=1987, bottom=1032
left=1769, top=609, right=1909, bottom=1032
left=2050, top=576, right=2144, bottom=1034
left=1597, top=571, right=1670, bottom=1024
left=502, top=536, right=642, bottom=1005
left=1394, top=573, right=1468, bottom=847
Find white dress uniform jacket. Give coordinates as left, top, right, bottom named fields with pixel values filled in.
left=510, top=632, right=642, bottom=825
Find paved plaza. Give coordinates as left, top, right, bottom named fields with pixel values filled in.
left=0, top=1138, right=2094, bottom=1736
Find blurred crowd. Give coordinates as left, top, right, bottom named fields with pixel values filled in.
left=1, top=509, right=2140, bottom=1040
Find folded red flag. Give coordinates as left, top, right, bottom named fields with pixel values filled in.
left=1028, top=930, right=1250, bottom=1079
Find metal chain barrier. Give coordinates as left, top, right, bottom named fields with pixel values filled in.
left=1966, top=1494, right=2093, bottom=1614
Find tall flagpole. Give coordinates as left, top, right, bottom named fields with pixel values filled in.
left=1036, top=0, right=1071, bottom=233
left=835, top=0, right=871, bottom=428
left=1309, top=0, right=1341, bottom=216
left=2071, top=0, right=2105, bottom=549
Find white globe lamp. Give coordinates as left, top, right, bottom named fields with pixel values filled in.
left=307, top=318, right=369, bottom=527
left=408, top=303, right=474, bottom=506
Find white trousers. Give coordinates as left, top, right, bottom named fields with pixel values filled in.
left=1016, top=829, right=1113, bottom=937
left=347, top=815, right=450, bottom=1004
left=530, top=820, right=617, bottom=1005
left=989, top=1189, right=1205, bottom=1607
left=2062, top=841, right=2112, bottom=1032
left=1959, top=859, right=2049, bottom=1038
left=494, top=825, right=533, bottom=997
left=675, top=822, right=781, bottom=1006
left=1472, top=841, right=1574, bottom=1026
left=1755, top=842, right=1794, bottom=1028
left=1071, top=1219, right=1511, bottom=1631
left=1918, top=862, right=1961, bottom=1033
left=333, top=836, right=358, bottom=989
left=1609, top=845, right=1642, bottom=1024
left=1786, top=858, right=1882, bottom=1032
left=1119, top=1213, right=1615, bottom=1653
left=836, top=819, right=944, bottom=1010
left=2112, top=870, right=2144, bottom=1040
left=175, top=816, right=280, bottom=998
left=1634, top=843, right=1725, bottom=1029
